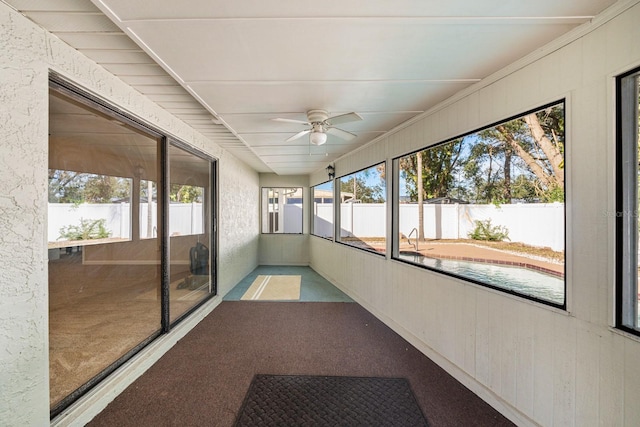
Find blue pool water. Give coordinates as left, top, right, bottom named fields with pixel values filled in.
left=399, top=252, right=564, bottom=305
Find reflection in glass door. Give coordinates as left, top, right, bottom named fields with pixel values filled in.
left=48, top=79, right=218, bottom=416
left=48, top=88, right=162, bottom=413
left=168, top=143, right=216, bottom=323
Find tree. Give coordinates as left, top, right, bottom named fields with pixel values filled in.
left=84, top=175, right=131, bottom=203
left=463, top=138, right=507, bottom=203
left=460, top=105, right=565, bottom=203
left=416, top=151, right=424, bottom=240
left=495, top=107, right=564, bottom=201
left=49, top=170, right=84, bottom=203
left=48, top=170, right=131, bottom=203
left=170, top=184, right=202, bottom=203
left=400, top=139, right=465, bottom=202
left=339, top=174, right=384, bottom=203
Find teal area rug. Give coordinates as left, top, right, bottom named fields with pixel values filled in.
left=224, top=266, right=352, bottom=302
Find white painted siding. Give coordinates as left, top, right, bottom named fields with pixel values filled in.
left=310, top=2, right=640, bottom=426
left=0, top=4, right=259, bottom=425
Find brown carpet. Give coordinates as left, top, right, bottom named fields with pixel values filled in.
left=88, top=302, right=514, bottom=427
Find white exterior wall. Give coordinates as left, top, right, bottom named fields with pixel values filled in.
left=0, top=4, right=259, bottom=426
left=310, top=2, right=640, bottom=425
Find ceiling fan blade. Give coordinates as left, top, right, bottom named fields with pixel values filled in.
left=285, top=129, right=311, bottom=142
left=326, top=127, right=357, bottom=141
left=326, top=112, right=362, bottom=126
left=272, top=118, right=310, bottom=125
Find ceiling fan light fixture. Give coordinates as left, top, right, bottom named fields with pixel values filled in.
left=310, top=131, right=327, bottom=145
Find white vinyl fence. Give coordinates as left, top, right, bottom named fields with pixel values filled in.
left=313, top=202, right=564, bottom=251
left=48, top=202, right=203, bottom=242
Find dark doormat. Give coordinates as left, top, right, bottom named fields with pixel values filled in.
left=234, top=374, right=429, bottom=426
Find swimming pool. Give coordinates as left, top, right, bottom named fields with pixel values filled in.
left=398, top=252, right=564, bottom=305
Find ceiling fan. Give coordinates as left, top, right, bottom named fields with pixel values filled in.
left=272, top=110, right=362, bottom=145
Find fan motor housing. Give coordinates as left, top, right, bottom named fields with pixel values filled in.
left=307, top=109, right=329, bottom=123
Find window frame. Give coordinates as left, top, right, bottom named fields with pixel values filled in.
left=311, top=180, right=335, bottom=240
left=335, top=162, right=387, bottom=255
left=391, top=100, right=567, bottom=309
left=167, top=139, right=218, bottom=327
left=260, top=187, right=304, bottom=234
left=616, top=66, right=640, bottom=336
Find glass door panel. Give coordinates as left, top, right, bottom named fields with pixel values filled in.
left=48, top=89, right=162, bottom=411
left=168, top=144, right=215, bottom=322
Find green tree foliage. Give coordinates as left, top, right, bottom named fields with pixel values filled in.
left=84, top=175, right=131, bottom=203
left=49, top=170, right=84, bottom=203
left=399, top=104, right=565, bottom=205
left=170, top=184, right=203, bottom=203
left=339, top=168, right=385, bottom=203
left=401, top=139, right=464, bottom=202
left=49, top=170, right=131, bottom=203
left=462, top=137, right=508, bottom=203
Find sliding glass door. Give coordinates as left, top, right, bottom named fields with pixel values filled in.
left=48, top=78, right=217, bottom=416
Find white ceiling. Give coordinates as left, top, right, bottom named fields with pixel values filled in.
left=6, top=0, right=618, bottom=175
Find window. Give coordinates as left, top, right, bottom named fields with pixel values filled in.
left=140, top=180, right=157, bottom=239
left=337, top=163, right=386, bottom=254
left=169, top=182, right=205, bottom=236
left=311, top=181, right=334, bottom=239
left=49, top=171, right=132, bottom=245
left=261, top=187, right=303, bottom=233
left=617, top=67, right=640, bottom=334
left=393, top=102, right=565, bottom=307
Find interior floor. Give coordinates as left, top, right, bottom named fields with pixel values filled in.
left=88, top=298, right=514, bottom=426
left=48, top=250, right=211, bottom=408
left=224, top=265, right=353, bottom=302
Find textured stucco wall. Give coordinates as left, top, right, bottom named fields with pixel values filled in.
left=0, top=4, right=259, bottom=425
left=218, top=160, right=259, bottom=295
left=0, top=8, right=50, bottom=427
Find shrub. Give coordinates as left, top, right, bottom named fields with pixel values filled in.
left=468, top=219, right=510, bottom=242
left=59, top=218, right=110, bottom=241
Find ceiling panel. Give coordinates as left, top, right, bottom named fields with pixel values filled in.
left=94, top=0, right=613, bottom=20
left=223, top=112, right=428, bottom=133
left=6, top=0, right=619, bottom=175
left=124, top=19, right=577, bottom=82
left=187, top=81, right=472, bottom=115
left=55, top=32, right=142, bottom=50
left=6, top=0, right=100, bottom=12
left=80, top=49, right=154, bottom=64
left=21, top=11, right=120, bottom=32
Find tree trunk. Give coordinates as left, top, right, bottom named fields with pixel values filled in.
left=417, top=151, right=424, bottom=241
left=147, top=180, right=154, bottom=238
left=353, top=176, right=357, bottom=200
left=503, top=145, right=512, bottom=202
left=496, top=124, right=554, bottom=188
left=523, top=113, right=564, bottom=187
